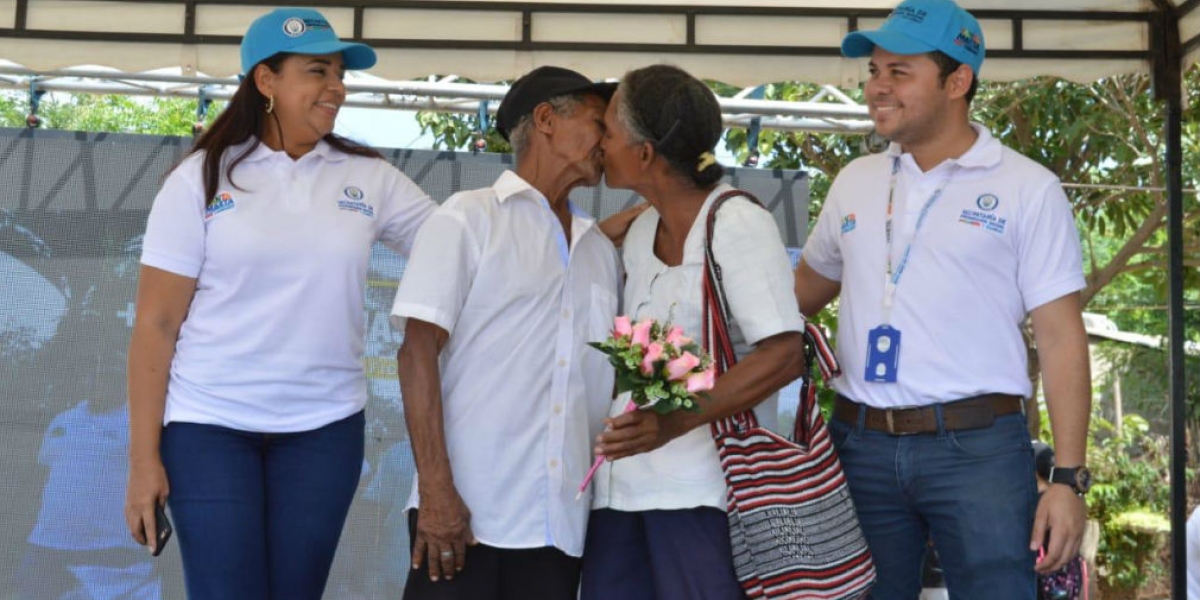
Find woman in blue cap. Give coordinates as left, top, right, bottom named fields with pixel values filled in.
left=123, top=8, right=436, bottom=598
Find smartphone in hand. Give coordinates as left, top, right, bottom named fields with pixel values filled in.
left=151, top=503, right=173, bottom=557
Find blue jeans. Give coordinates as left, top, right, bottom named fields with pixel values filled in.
left=161, top=411, right=364, bottom=600
left=829, top=407, right=1037, bottom=600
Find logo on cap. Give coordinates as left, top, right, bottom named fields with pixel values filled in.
left=282, top=17, right=306, bottom=37
left=892, top=6, right=927, bottom=24
left=955, top=28, right=982, bottom=55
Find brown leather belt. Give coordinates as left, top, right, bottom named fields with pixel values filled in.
left=833, top=394, right=1024, bottom=435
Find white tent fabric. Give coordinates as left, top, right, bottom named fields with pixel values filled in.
left=0, top=0, right=1193, bottom=86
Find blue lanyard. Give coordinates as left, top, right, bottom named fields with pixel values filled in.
left=883, top=157, right=958, bottom=322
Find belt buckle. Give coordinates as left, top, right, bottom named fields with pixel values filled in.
left=884, top=405, right=921, bottom=435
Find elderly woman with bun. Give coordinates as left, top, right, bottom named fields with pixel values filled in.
left=123, top=8, right=436, bottom=599
left=582, top=64, right=806, bottom=599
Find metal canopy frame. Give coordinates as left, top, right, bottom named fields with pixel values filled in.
left=0, top=66, right=875, bottom=134
left=0, top=2, right=1195, bottom=597
left=0, top=1, right=1160, bottom=62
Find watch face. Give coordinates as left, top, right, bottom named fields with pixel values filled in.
left=1076, top=467, right=1093, bottom=492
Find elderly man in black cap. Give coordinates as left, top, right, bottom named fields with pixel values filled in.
left=389, top=66, right=622, bottom=600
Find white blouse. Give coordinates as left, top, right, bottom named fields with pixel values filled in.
left=592, top=183, right=804, bottom=512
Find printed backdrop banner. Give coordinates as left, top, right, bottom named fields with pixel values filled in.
left=0, top=126, right=808, bottom=598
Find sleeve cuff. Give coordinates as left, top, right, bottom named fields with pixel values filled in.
left=1023, top=275, right=1086, bottom=312
left=140, top=252, right=202, bottom=279
left=389, top=303, right=456, bottom=337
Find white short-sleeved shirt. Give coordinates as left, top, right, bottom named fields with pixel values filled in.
left=592, top=184, right=804, bottom=512
left=141, top=138, right=435, bottom=432
left=802, top=124, right=1085, bottom=408
left=1188, top=507, right=1200, bottom=599
left=389, top=171, right=619, bottom=557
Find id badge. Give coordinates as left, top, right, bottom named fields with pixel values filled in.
left=864, top=325, right=901, bottom=383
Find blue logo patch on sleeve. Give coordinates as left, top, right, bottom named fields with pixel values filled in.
left=205, top=192, right=236, bottom=220
left=841, top=213, right=857, bottom=234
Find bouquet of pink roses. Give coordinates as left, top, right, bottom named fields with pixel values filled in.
left=577, top=316, right=716, bottom=499
left=588, top=315, right=716, bottom=413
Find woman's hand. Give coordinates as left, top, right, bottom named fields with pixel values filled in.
left=125, top=456, right=170, bottom=553
left=594, top=409, right=690, bottom=461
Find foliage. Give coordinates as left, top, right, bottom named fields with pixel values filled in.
left=0, top=91, right=220, bottom=136
left=415, top=109, right=509, bottom=154
left=1082, top=413, right=1175, bottom=594
left=1092, top=341, right=1200, bottom=431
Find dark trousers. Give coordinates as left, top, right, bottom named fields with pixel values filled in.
left=161, top=410, right=364, bottom=600
left=581, top=507, right=747, bottom=600
left=402, top=510, right=581, bottom=600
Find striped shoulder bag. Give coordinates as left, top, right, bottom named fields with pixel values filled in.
left=702, top=189, right=876, bottom=600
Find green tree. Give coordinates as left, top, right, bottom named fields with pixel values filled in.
left=0, top=91, right=220, bottom=136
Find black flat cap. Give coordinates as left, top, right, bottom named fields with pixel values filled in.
left=495, top=66, right=617, bottom=141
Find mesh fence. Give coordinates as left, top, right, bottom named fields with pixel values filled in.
left=0, top=127, right=808, bottom=599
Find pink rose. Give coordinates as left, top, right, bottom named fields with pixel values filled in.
left=665, top=325, right=689, bottom=346
left=631, top=319, right=653, bottom=347
left=686, top=364, right=716, bottom=393
left=613, top=315, right=632, bottom=338
left=665, top=352, right=701, bottom=381
left=640, top=342, right=664, bottom=375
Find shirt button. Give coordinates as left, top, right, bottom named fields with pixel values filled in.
left=558, top=359, right=567, bottom=367
left=549, top=459, right=559, bottom=469
left=562, top=310, right=570, bottom=319
left=553, top=405, right=563, bottom=414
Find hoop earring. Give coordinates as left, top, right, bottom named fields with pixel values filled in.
left=265, top=95, right=275, bottom=114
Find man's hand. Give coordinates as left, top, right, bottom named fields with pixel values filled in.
left=1030, top=484, right=1086, bottom=573
left=412, top=488, right=476, bottom=582
left=594, top=410, right=688, bottom=461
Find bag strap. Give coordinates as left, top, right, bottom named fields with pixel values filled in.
left=701, top=189, right=764, bottom=437
left=794, top=321, right=841, bottom=444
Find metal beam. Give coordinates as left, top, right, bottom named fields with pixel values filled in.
left=0, top=66, right=872, bottom=135
left=0, top=1, right=1153, bottom=65
left=1149, top=3, right=1189, bottom=599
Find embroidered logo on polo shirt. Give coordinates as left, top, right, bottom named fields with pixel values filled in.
left=337, top=186, right=374, bottom=218
left=205, top=192, right=236, bottom=220
left=841, top=213, right=857, bottom=234
left=959, top=207, right=1007, bottom=235
left=976, top=194, right=999, bottom=211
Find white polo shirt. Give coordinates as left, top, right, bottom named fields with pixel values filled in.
left=592, top=184, right=804, bottom=512
left=803, top=124, right=1085, bottom=408
left=141, top=138, right=435, bottom=432
left=389, top=170, right=619, bottom=557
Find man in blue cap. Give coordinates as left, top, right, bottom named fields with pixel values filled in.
left=795, top=0, right=1092, bottom=597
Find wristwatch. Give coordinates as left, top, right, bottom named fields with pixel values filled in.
left=1048, top=465, right=1093, bottom=496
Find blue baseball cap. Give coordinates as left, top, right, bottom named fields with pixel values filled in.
left=842, top=0, right=985, bottom=75
left=240, top=7, right=376, bottom=75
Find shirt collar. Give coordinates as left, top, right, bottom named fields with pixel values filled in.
left=235, top=137, right=346, bottom=164
left=493, top=170, right=544, bottom=204
left=885, top=122, right=1001, bottom=171
left=492, top=170, right=598, bottom=229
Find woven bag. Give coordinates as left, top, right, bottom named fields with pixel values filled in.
left=702, top=190, right=876, bottom=600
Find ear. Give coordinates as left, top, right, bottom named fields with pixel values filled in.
left=253, top=63, right=277, bottom=99
left=946, top=63, right=973, bottom=101
left=637, top=140, right=656, bottom=170
left=532, top=102, right=556, bottom=136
